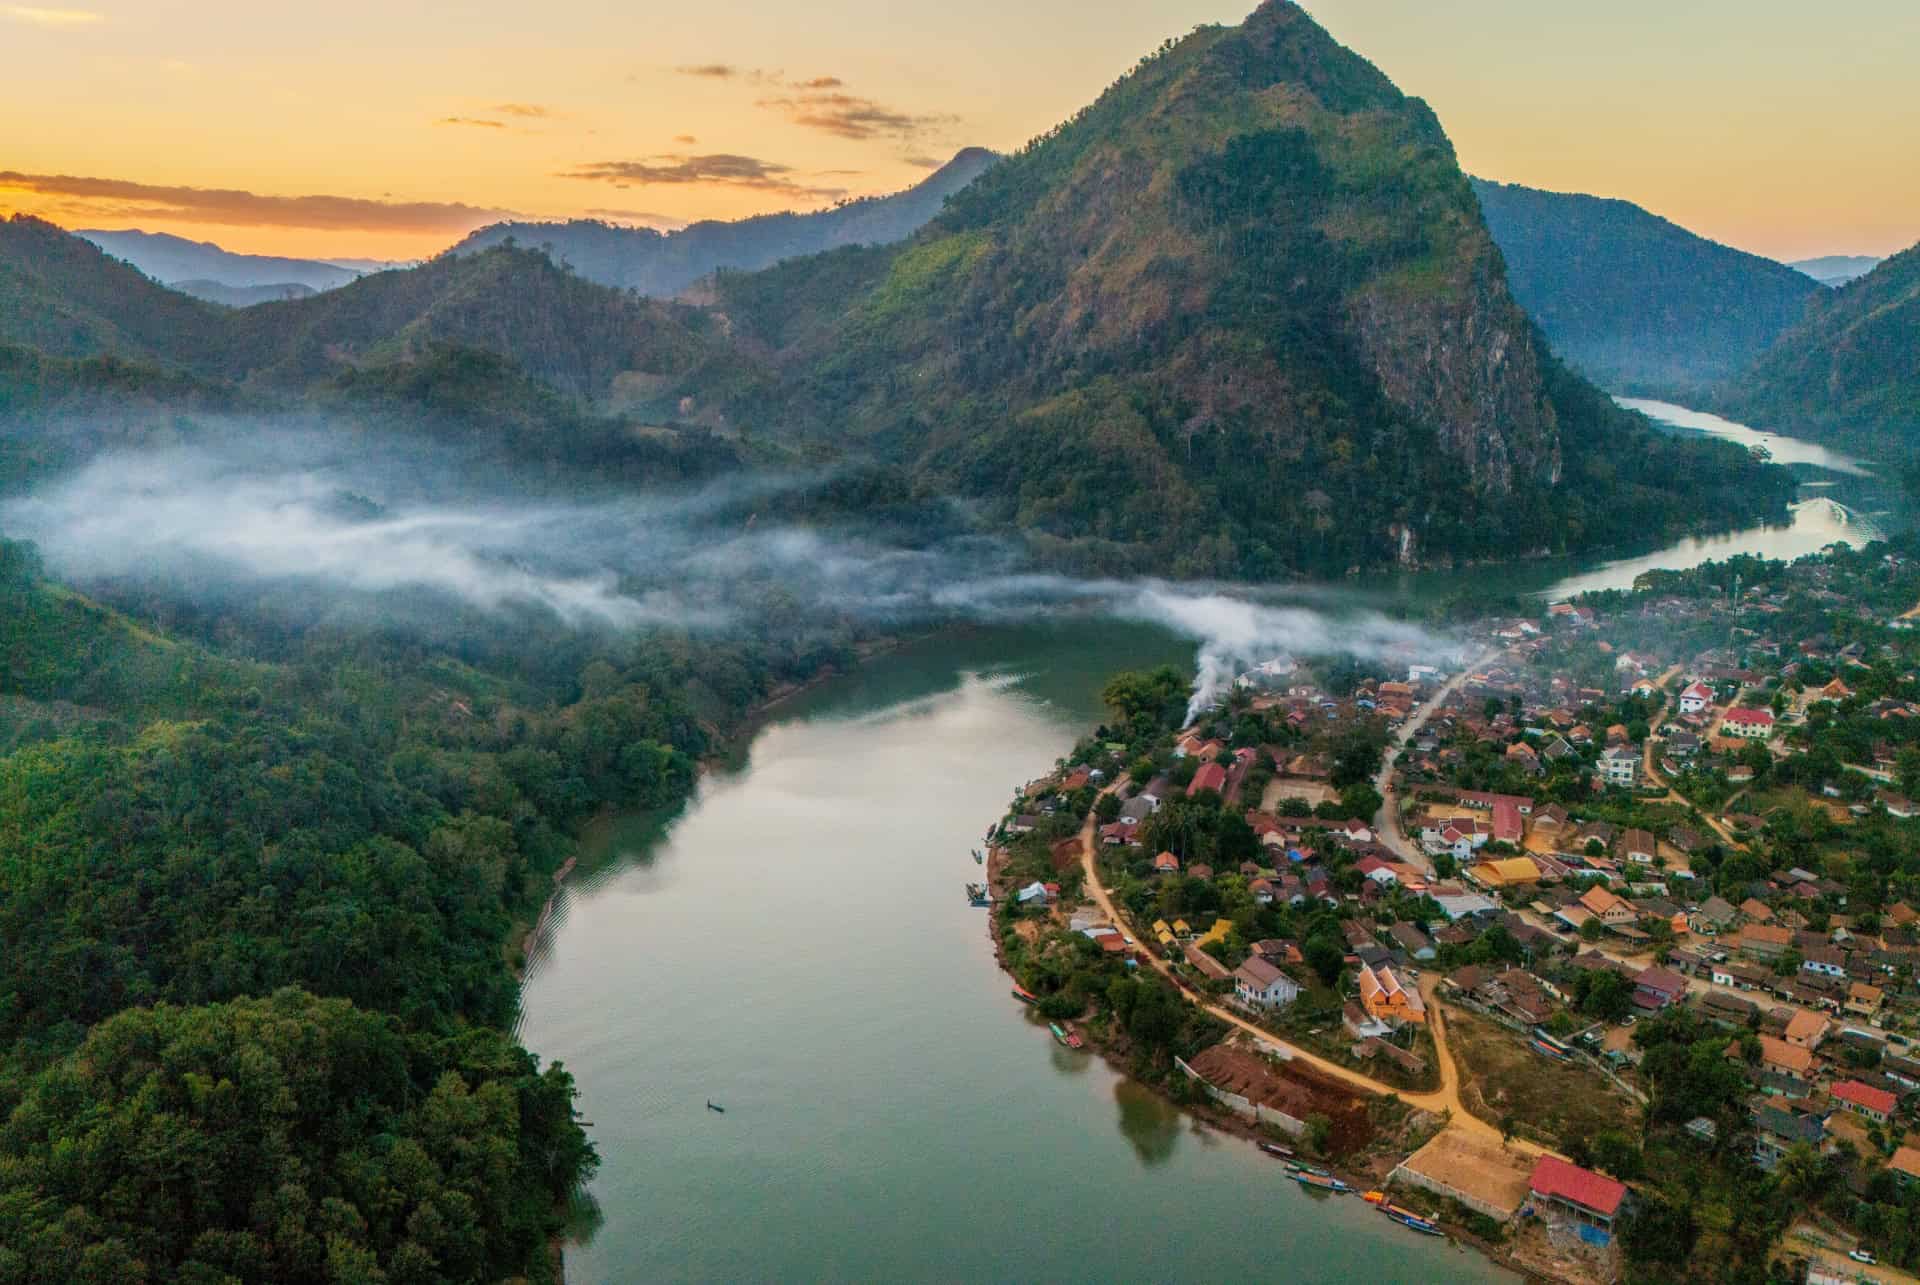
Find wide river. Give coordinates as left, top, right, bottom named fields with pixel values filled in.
left=517, top=402, right=1899, bottom=1282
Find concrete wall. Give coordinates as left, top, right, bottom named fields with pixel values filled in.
left=1386, top=1162, right=1518, bottom=1223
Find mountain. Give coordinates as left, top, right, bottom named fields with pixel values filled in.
left=0, top=6, right=1792, bottom=577
left=1789, top=254, right=1883, bottom=287
left=1, top=215, right=740, bottom=400
left=1720, top=239, right=1920, bottom=449
left=1470, top=179, right=1821, bottom=397
left=677, top=2, right=1790, bottom=575
left=172, top=279, right=318, bottom=307
left=450, top=147, right=998, bottom=296
left=76, top=228, right=378, bottom=292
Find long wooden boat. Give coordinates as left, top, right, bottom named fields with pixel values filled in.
left=1011, top=984, right=1039, bottom=1006
left=1284, top=1161, right=1331, bottom=1177
left=1257, top=1142, right=1295, bottom=1159
left=1049, top=1022, right=1072, bottom=1047
left=1293, top=1172, right=1349, bottom=1193
left=1382, top=1204, right=1443, bottom=1235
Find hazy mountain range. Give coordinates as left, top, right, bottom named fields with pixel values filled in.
left=1470, top=179, right=1823, bottom=397
left=1719, top=240, right=1920, bottom=448
left=74, top=229, right=404, bottom=306
left=449, top=147, right=999, bottom=297
left=0, top=1, right=1796, bottom=577
left=1790, top=254, right=1883, bottom=286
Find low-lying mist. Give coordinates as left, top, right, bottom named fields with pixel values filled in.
left=0, top=424, right=1467, bottom=711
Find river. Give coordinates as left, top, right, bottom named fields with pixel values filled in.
left=516, top=403, right=1901, bottom=1282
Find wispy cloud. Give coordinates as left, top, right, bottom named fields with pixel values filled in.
left=492, top=102, right=550, bottom=118
left=672, top=133, right=698, bottom=144
left=902, top=154, right=942, bottom=168
left=4, top=5, right=103, bottom=26
left=757, top=89, right=953, bottom=143
left=558, top=153, right=845, bottom=200
left=0, top=170, right=518, bottom=234
left=675, top=63, right=740, bottom=79
left=436, top=116, right=505, bottom=129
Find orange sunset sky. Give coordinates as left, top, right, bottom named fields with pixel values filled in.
left=3, top=0, right=1916, bottom=263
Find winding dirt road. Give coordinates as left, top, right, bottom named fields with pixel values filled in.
left=1074, top=791, right=1545, bottom=1154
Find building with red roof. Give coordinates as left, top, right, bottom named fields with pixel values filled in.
left=1831, top=1079, right=1898, bottom=1124
left=1528, top=1156, right=1627, bottom=1244
left=1491, top=798, right=1523, bottom=844
left=1187, top=762, right=1228, bottom=798
left=1722, top=707, right=1776, bottom=739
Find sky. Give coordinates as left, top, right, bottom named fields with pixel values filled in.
left=2, top=0, right=1915, bottom=263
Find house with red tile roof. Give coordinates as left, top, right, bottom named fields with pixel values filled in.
left=1831, top=1080, right=1897, bottom=1124
left=1187, top=762, right=1228, bottom=798
left=1528, top=1156, right=1628, bottom=1244
left=1723, top=707, right=1775, bottom=739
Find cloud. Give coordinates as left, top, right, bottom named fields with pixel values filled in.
left=902, top=154, right=942, bottom=168
left=558, top=153, right=845, bottom=200
left=672, top=134, right=698, bottom=144
left=492, top=102, right=550, bottom=118
left=675, top=63, right=738, bottom=78
left=0, top=170, right=518, bottom=234
left=4, top=5, right=103, bottom=26
left=757, top=89, right=953, bottom=142
left=436, top=116, right=505, bottom=129
left=794, top=76, right=843, bottom=89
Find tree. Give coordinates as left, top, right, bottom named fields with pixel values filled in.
left=1579, top=917, right=1606, bottom=943
left=1575, top=967, right=1633, bottom=1021
left=1303, top=934, right=1345, bottom=987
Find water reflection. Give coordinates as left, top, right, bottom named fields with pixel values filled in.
left=1114, top=1080, right=1181, bottom=1167
left=1617, top=398, right=1871, bottom=475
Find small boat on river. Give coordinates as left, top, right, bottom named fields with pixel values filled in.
left=1258, top=1142, right=1295, bottom=1160
left=1293, top=1172, right=1349, bottom=1193
left=972, top=848, right=984, bottom=864
left=1284, top=1161, right=1330, bottom=1177
left=965, top=882, right=990, bottom=907
left=1048, top=1022, right=1084, bottom=1049
left=1011, top=984, right=1038, bottom=1006
left=1381, top=1204, right=1443, bottom=1236
left=706, top=1100, right=725, bottom=1114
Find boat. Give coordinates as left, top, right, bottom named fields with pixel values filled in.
left=1011, top=984, right=1039, bottom=1006
left=1257, top=1142, right=1294, bottom=1160
left=1293, top=1173, right=1349, bottom=1193
left=706, top=1100, right=724, bottom=1114
left=1382, top=1205, right=1443, bottom=1236
left=972, top=848, right=984, bottom=864
left=1063, top=1025, right=1084, bottom=1049
left=1049, top=1022, right=1071, bottom=1047
left=965, top=882, right=991, bottom=907
left=1284, top=1161, right=1330, bottom=1177
left=1362, top=1190, right=1386, bottom=1204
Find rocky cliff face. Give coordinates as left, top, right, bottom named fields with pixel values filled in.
left=1348, top=254, right=1561, bottom=492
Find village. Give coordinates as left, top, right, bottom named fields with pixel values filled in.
left=984, top=539, right=1920, bottom=1285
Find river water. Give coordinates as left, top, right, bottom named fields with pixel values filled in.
left=516, top=403, right=1900, bottom=1282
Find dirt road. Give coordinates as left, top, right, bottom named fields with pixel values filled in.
left=1074, top=791, right=1546, bottom=1155
left=1373, top=650, right=1500, bottom=873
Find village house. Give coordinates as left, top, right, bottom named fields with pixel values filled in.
left=1783, top=1009, right=1830, bottom=1050
left=1358, top=962, right=1426, bottom=1026
left=1830, top=1079, right=1897, bottom=1125
left=1722, top=707, right=1776, bottom=739
left=1752, top=1104, right=1829, bottom=1170
left=1737, top=923, right=1794, bottom=960
left=1755, top=1034, right=1815, bottom=1086
left=1232, top=956, right=1301, bottom=1010
left=1620, top=829, right=1657, bottom=865
left=1690, top=895, right=1738, bottom=935
left=1527, top=1156, right=1628, bottom=1247
left=1579, top=885, right=1639, bottom=928
left=1678, top=681, right=1714, bottom=715
left=1847, top=982, right=1886, bottom=1021
left=1600, top=745, right=1639, bottom=787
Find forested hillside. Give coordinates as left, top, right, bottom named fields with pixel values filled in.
left=452, top=147, right=997, bottom=296
left=0, top=534, right=839, bottom=1278
left=1719, top=238, right=1920, bottom=452
left=1471, top=178, right=1820, bottom=396
left=686, top=2, right=1793, bottom=576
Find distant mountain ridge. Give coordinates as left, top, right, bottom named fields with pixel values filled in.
left=450, top=148, right=998, bottom=296
left=1470, top=178, right=1821, bottom=397
left=1720, top=238, right=1920, bottom=449
left=76, top=228, right=390, bottom=292
left=1789, top=254, right=1883, bottom=287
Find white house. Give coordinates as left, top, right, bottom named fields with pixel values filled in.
left=1678, top=682, right=1714, bottom=715
left=1233, top=957, right=1301, bottom=1010
left=1601, top=745, right=1639, bottom=787
left=1722, top=707, right=1775, bottom=739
